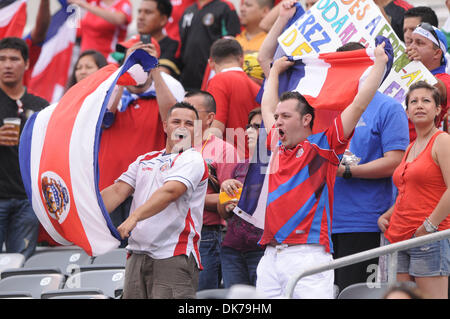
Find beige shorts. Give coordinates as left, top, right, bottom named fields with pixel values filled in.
left=123, top=252, right=199, bottom=299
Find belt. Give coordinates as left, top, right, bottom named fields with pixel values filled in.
left=202, top=225, right=224, bottom=231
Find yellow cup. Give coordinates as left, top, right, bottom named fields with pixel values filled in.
left=219, top=188, right=242, bottom=204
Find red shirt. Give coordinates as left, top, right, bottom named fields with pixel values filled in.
left=206, top=69, right=260, bottom=158
left=385, top=131, right=450, bottom=243
left=98, top=98, right=166, bottom=190
left=80, top=0, right=132, bottom=58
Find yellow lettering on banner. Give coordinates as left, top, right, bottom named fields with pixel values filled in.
left=291, top=42, right=313, bottom=56
left=401, top=70, right=422, bottom=87
left=281, top=29, right=298, bottom=47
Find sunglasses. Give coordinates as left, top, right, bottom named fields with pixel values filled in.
left=246, top=123, right=261, bottom=130
left=417, top=22, right=440, bottom=47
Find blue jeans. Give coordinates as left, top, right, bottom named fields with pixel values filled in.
left=221, top=246, right=264, bottom=288
left=0, top=198, right=39, bottom=259
left=198, top=227, right=223, bottom=291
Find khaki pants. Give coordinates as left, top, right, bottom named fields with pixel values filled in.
left=123, top=252, right=199, bottom=299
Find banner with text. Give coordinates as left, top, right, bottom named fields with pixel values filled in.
left=277, top=0, right=436, bottom=105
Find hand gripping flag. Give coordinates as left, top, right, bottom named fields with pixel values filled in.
left=0, top=0, right=27, bottom=39
left=19, top=50, right=158, bottom=256
left=238, top=36, right=393, bottom=230
left=27, top=0, right=77, bottom=103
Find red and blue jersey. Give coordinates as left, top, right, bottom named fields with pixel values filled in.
left=259, top=115, right=350, bottom=253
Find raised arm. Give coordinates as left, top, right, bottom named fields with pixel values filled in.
left=260, top=56, right=294, bottom=133
left=257, top=0, right=297, bottom=78
left=30, top=0, right=50, bottom=44
left=340, top=42, right=388, bottom=139
left=68, top=0, right=128, bottom=25
left=151, top=68, right=178, bottom=122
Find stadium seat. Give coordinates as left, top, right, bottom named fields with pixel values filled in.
left=0, top=273, right=65, bottom=299
left=64, top=269, right=125, bottom=298
left=0, top=253, right=25, bottom=274
left=91, top=248, right=127, bottom=267
left=0, top=291, right=33, bottom=299
left=337, top=282, right=391, bottom=299
left=24, top=249, right=91, bottom=275
left=41, top=288, right=108, bottom=299
left=1, top=267, right=62, bottom=280
left=196, top=288, right=230, bottom=299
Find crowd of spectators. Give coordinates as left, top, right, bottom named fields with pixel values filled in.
left=0, top=0, right=449, bottom=299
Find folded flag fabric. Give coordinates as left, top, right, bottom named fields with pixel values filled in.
left=19, top=49, right=158, bottom=256
left=27, top=0, right=76, bottom=104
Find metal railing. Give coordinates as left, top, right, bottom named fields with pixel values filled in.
left=284, top=228, right=450, bottom=298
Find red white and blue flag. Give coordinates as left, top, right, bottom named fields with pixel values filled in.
left=239, top=36, right=393, bottom=230
left=0, top=0, right=27, bottom=39
left=27, top=0, right=76, bottom=103
left=19, top=50, right=158, bottom=256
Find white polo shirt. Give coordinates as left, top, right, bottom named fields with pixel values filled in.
left=117, top=148, right=208, bottom=268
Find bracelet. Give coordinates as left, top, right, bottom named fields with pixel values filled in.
left=425, top=217, right=439, bottom=231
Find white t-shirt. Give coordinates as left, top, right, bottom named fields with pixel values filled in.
left=117, top=148, right=208, bottom=267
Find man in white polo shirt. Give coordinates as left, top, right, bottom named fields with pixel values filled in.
left=101, top=102, right=208, bottom=299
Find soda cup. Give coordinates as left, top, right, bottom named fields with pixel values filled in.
left=3, top=117, right=21, bottom=145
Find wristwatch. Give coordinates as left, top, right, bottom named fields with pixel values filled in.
left=423, top=218, right=438, bottom=233
left=343, top=164, right=352, bottom=179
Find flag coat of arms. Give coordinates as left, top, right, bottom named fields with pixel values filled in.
left=0, top=0, right=27, bottom=39
left=19, top=50, right=158, bottom=256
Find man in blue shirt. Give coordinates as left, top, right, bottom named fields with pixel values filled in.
left=332, top=42, right=410, bottom=292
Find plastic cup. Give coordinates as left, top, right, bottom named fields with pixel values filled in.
left=3, top=117, right=21, bottom=145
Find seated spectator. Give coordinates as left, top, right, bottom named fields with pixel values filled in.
left=68, top=0, right=132, bottom=58
left=206, top=38, right=261, bottom=159
left=66, top=50, right=108, bottom=90
left=134, top=0, right=180, bottom=78
left=217, top=107, right=264, bottom=288
left=236, top=0, right=273, bottom=85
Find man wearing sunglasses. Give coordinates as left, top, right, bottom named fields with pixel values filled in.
left=406, top=22, right=450, bottom=139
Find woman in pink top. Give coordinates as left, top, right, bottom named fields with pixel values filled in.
left=378, top=81, right=450, bottom=299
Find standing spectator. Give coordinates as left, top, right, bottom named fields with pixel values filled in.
left=217, top=107, right=265, bottom=288
left=254, top=0, right=389, bottom=296
left=165, top=0, right=196, bottom=51
left=402, top=6, right=438, bottom=47
left=135, top=0, right=181, bottom=78
left=184, top=90, right=239, bottom=291
left=206, top=38, right=261, bottom=159
left=98, top=41, right=183, bottom=245
left=68, top=0, right=133, bottom=58
left=332, top=42, right=410, bottom=292
left=101, top=102, right=208, bottom=299
left=66, top=50, right=108, bottom=90
left=178, top=0, right=241, bottom=90
left=406, top=23, right=450, bottom=140
left=236, top=0, right=273, bottom=85
left=378, top=81, right=450, bottom=299
left=0, top=37, right=49, bottom=259
left=374, top=0, right=413, bottom=42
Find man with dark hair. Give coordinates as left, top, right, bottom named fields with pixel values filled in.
left=135, top=0, right=181, bottom=78
left=332, top=42, right=409, bottom=292
left=184, top=90, right=239, bottom=291
left=178, top=0, right=241, bottom=90
left=101, top=101, right=208, bottom=299
left=206, top=38, right=261, bottom=159
left=279, top=91, right=315, bottom=129
left=403, top=6, right=438, bottom=46
left=0, top=37, right=49, bottom=259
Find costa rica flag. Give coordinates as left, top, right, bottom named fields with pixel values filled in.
left=19, top=50, right=158, bottom=256
left=0, top=0, right=27, bottom=39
